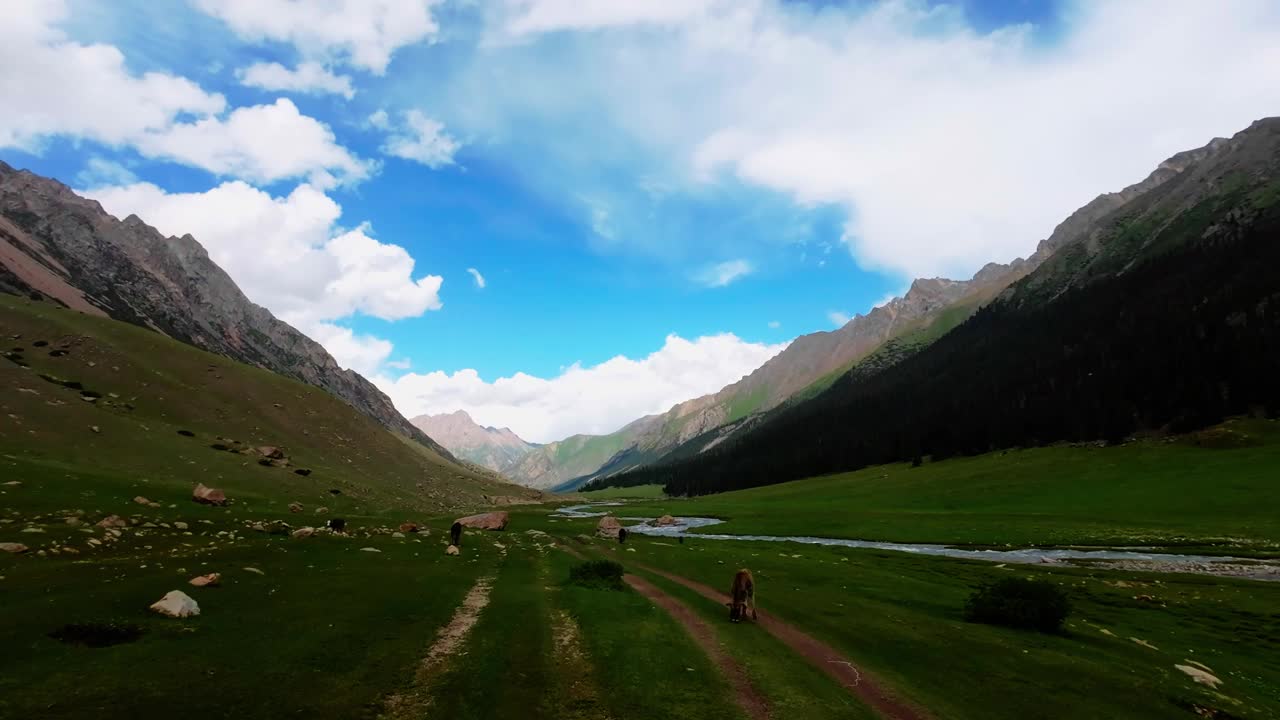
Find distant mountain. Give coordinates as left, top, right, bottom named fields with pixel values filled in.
left=606, top=118, right=1280, bottom=496
left=411, top=410, right=536, bottom=473
left=0, top=162, right=457, bottom=461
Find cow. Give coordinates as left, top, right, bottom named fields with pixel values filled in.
left=728, top=569, right=757, bottom=623
left=326, top=518, right=346, bottom=534
left=450, top=521, right=463, bottom=547
left=618, top=527, right=629, bottom=544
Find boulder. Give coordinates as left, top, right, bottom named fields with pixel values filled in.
left=398, top=522, right=419, bottom=533
left=149, top=590, right=200, bottom=618
left=189, top=573, right=221, bottom=587
left=288, top=502, right=303, bottom=513
left=192, top=483, right=227, bottom=506
left=359, top=547, right=381, bottom=553
left=446, top=544, right=460, bottom=556
left=314, top=506, right=329, bottom=515
left=173, top=521, right=188, bottom=530
left=0, top=542, right=28, bottom=553
left=291, top=527, right=315, bottom=539
left=133, top=496, right=153, bottom=506
left=653, top=514, right=678, bottom=526
left=96, top=514, right=128, bottom=528
left=256, top=446, right=285, bottom=460
left=596, top=516, right=623, bottom=539
left=454, top=511, right=509, bottom=531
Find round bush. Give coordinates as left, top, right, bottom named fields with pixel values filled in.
left=569, top=560, right=625, bottom=590
left=964, top=577, right=1070, bottom=633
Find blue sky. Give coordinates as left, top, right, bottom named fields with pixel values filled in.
left=4, top=0, right=1279, bottom=441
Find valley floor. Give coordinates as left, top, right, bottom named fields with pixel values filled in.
left=3, top=486, right=1279, bottom=720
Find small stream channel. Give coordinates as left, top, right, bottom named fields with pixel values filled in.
left=553, top=504, right=1280, bottom=580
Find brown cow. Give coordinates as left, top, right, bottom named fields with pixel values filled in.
left=728, top=569, right=757, bottom=623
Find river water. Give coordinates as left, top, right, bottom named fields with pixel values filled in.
left=553, top=504, right=1279, bottom=580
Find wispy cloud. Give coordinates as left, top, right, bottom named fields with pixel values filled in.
left=696, top=259, right=753, bottom=288
left=768, top=320, right=781, bottom=329
left=466, top=267, right=486, bottom=289
left=827, top=310, right=851, bottom=328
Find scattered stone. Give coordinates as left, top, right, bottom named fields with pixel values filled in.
left=87, top=538, right=102, bottom=546
left=0, top=542, right=28, bottom=553
left=653, top=514, right=678, bottom=526
left=189, top=573, right=221, bottom=587
left=256, top=446, right=285, bottom=460
left=293, top=469, right=312, bottom=476
left=1175, top=663, right=1222, bottom=688
left=1130, top=637, right=1159, bottom=650
left=20, top=527, right=44, bottom=534
left=392, top=532, right=405, bottom=538
left=173, top=521, right=188, bottom=530
left=455, top=511, right=509, bottom=531
left=288, top=502, right=303, bottom=513
left=192, top=483, right=228, bottom=506
left=2, top=481, right=21, bottom=487
left=314, top=507, right=329, bottom=515
left=446, top=544, right=460, bottom=556
left=149, top=590, right=200, bottom=618
left=1134, top=594, right=1157, bottom=603
left=525, top=529, right=548, bottom=537
left=97, top=515, right=127, bottom=528
left=134, top=496, right=153, bottom=506
left=291, top=527, right=315, bottom=539
left=243, top=567, right=264, bottom=575
left=596, top=516, right=623, bottom=539
left=360, top=547, right=381, bottom=553
left=65, top=517, right=82, bottom=527
left=398, top=522, right=419, bottom=533
left=90, top=426, right=100, bottom=433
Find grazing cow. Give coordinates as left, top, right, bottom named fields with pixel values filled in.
left=728, top=569, right=757, bottom=623
left=450, top=521, right=463, bottom=547
left=326, top=518, right=346, bottom=534
left=618, top=528, right=628, bottom=544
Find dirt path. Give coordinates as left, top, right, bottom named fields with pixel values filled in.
left=637, top=564, right=928, bottom=720
left=380, top=574, right=496, bottom=720
left=557, top=544, right=769, bottom=720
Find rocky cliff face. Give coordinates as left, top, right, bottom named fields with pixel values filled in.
left=0, top=162, right=455, bottom=459
left=410, top=410, right=535, bottom=473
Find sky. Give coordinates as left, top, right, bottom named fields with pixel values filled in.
left=3, top=0, right=1280, bottom=443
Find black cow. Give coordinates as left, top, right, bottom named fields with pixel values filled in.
left=618, top=528, right=629, bottom=544
left=450, top=521, right=463, bottom=546
left=326, top=518, right=346, bottom=533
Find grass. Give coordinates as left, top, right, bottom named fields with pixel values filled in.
left=580, top=532, right=1280, bottom=720
left=579, top=483, right=666, bottom=499
left=621, top=418, right=1280, bottom=550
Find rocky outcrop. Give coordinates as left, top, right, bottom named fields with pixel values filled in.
left=0, top=162, right=454, bottom=459
left=596, top=516, right=623, bottom=539
left=410, top=410, right=536, bottom=474
left=454, top=511, right=509, bottom=531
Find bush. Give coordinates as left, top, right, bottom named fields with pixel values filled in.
left=964, top=577, right=1070, bottom=633
left=569, top=560, right=625, bottom=590
left=49, top=621, right=145, bottom=647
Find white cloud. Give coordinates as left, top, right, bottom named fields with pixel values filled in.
left=82, top=180, right=443, bottom=373
left=466, top=268, right=487, bottom=288
left=376, top=333, right=789, bottom=443
left=696, top=259, right=752, bottom=288
left=386, top=358, right=412, bottom=371
left=827, top=310, right=850, bottom=328
left=378, top=110, right=461, bottom=168
left=196, top=0, right=443, bottom=74
left=457, top=0, right=1280, bottom=279
left=238, top=61, right=355, bottom=99
left=0, top=1, right=225, bottom=151
left=136, top=99, right=371, bottom=187
left=767, top=320, right=781, bottom=329
left=75, top=157, right=138, bottom=188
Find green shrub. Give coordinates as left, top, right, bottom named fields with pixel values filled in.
left=965, top=577, right=1070, bottom=633
left=569, top=560, right=625, bottom=590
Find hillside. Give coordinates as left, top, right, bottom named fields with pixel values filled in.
left=0, top=162, right=454, bottom=459
left=0, top=292, right=535, bottom=514
left=411, top=410, right=537, bottom=473
left=610, top=118, right=1280, bottom=496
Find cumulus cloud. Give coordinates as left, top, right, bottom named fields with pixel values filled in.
left=0, top=1, right=225, bottom=151
left=136, top=99, right=371, bottom=187
left=196, top=0, right=443, bottom=74
left=238, top=61, right=355, bottom=99
left=376, top=333, right=789, bottom=442
left=696, top=259, right=752, bottom=288
left=466, top=268, right=486, bottom=288
left=827, top=311, right=851, bottom=328
left=82, top=180, right=442, bottom=372
left=377, top=110, right=461, bottom=168
left=458, top=0, right=1280, bottom=278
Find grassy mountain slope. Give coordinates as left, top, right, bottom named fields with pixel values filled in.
left=0, top=292, right=535, bottom=515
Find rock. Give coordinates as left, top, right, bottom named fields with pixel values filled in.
left=149, top=590, right=200, bottom=618
left=293, top=469, right=312, bottom=476
left=1175, top=663, right=1223, bottom=688
left=596, top=516, right=623, bottom=539
left=1134, top=594, right=1157, bottom=603
left=2, top=481, right=20, bottom=486
left=288, top=502, right=303, bottom=513
left=314, top=507, right=329, bottom=515
left=291, top=527, right=315, bottom=539
left=192, top=483, right=227, bottom=506
left=189, top=573, right=221, bottom=587
left=65, top=517, right=82, bottom=527
left=0, top=542, right=28, bottom=553
left=653, top=514, right=678, bottom=526
left=20, top=527, right=44, bottom=533
left=173, top=521, right=188, bottom=530
left=454, top=511, right=509, bottom=531
left=446, top=544, right=460, bottom=556
left=256, top=446, right=285, bottom=460
left=243, top=567, right=264, bottom=575
left=359, top=547, right=381, bottom=553
left=398, top=522, right=419, bottom=533
left=525, top=529, right=548, bottom=537
left=391, top=532, right=405, bottom=538
left=90, top=425, right=100, bottom=433
left=97, top=514, right=127, bottom=528
left=133, top=496, right=152, bottom=506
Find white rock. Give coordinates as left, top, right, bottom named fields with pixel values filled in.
left=359, top=547, right=381, bottom=553
left=149, top=590, right=200, bottom=618
left=291, top=527, right=315, bottom=539
left=391, top=532, right=405, bottom=538
left=243, top=567, right=264, bottom=575
left=446, top=544, right=460, bottom=556
left=173, top=521, right=188, bottom=530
